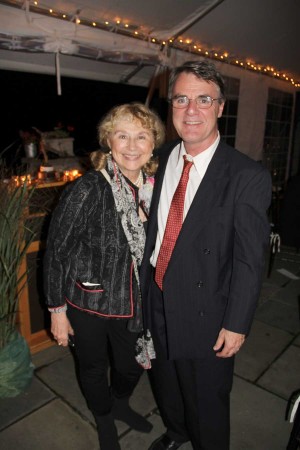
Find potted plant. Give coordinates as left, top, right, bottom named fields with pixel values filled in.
left=0, top=168, right=35, bottom=397
left=20, top=128, right=40, bottom=159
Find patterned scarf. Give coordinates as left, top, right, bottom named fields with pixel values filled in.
left=105, top=155, right=151, bottom=332
left=103, top=155, right=156, bottom=362
left=106, top=154, right=146, bottom=268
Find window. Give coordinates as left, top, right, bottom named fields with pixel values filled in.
left=219, top=76, right=240, bottom=147
left=264, top=88, right=293, bottom=186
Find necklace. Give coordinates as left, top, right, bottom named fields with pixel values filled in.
left=133, top=170, right=143, bottom=188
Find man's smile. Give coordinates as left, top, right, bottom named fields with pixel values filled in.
left=184, top=120, right=203, bottom=125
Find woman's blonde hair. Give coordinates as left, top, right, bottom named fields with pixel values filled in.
left=90, top=102, right=165, bottom=176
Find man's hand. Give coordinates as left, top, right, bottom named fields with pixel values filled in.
left=51, top=312, right=74, bottom=347
left=213, top=328, right=245, bottom=358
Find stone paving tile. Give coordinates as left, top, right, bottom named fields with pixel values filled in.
left=32, top=343, right=69, bottom=369
left=275, top=260, right=300, bottom=274
left=271, top=278, right=300, bottom=297
left=294, top=333, right=300, bottom=347
left=1, top=250, right=297, bottom=450
left=255, top=298, right=300, bottom=334
left=36, top=352, right=94, bottom=423
left=123, top=376, right=292, bottom=450
left=127, top=370, right=157, bottom=417
left=266, top=267, right=294, bottom=287
left=276, top=249, right=300, bottom=264
left=114, top=371, right=157, bottom=435
left=120, top=412, right=193, bottom=449
left=36, top=351, right=156, bottom=436
left=231, top=377, right=291, bottom=450
left=234, top=319, right=293, bottom=381
left=259, top=281, right=282, bottom=305
left=0, top=398, right=99, bottom=450
left=271, top=292, right=300, bottom=310
left=257, top=344, right=300, bottom=399
left=0, top=376, right=55, bottom=431
left=266, top=250, right=300, bottom=287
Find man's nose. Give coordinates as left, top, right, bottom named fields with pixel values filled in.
left=186, top=98, right=198, bottom=113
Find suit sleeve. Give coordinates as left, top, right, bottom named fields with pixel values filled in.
left=222, top=166, right=272, bottom=335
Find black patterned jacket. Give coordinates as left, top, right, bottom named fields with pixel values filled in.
left=44, top=169, right=139, bottom=318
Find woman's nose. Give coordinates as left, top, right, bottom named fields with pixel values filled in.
left=129, top=137, right=136, bottom=150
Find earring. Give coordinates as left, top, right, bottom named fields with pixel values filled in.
left=109, top=150, right=112, bottom=155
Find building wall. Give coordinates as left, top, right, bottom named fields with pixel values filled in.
left=214, top=61, right=297, bottom=163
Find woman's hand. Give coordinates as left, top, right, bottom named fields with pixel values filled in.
left=50, top=312, right=74, bottom=347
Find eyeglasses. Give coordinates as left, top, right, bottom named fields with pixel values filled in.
left=170, top=95, right=222, bottom=109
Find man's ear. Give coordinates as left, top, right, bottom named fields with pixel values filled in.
left=218, top=101, right=225, bottom=118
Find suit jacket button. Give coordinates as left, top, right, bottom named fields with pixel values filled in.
left=197, top=281, right=204, bottom=287
left=199, top=311, right=204, bottom=317
left=203, top=248, right=210, bottom=254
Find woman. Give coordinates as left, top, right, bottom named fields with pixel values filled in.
left=44, top=103, right=165, bottom=449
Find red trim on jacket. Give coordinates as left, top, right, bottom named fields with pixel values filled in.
left=66, top=262, right=135, bottom=318
left=75, top=281, right=104, bottom=293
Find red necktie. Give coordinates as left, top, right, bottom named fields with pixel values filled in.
left=155, top=155, right=193, bottom=290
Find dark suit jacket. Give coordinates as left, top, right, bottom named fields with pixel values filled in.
left=140, top=140, right=272, bottom=360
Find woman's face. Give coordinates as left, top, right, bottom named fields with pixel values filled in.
left=107, top=119, right=154, bottom=182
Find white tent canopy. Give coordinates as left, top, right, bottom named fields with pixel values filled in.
left=0, top=0, right=299, bottom=91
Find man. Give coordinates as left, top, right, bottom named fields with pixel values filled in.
left=140, top=60, right=272, bottom=450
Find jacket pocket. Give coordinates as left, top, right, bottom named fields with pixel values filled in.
left=75, top=280, right=104, bottom=293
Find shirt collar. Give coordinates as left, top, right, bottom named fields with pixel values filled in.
left=175, top=132, right=220, bottom=173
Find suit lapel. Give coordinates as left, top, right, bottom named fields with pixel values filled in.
left=166, top=143, right=230, bottom=271
left=143, top=141, right=231, bottom=277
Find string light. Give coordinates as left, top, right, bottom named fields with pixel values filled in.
left=2, top=0, right=298, bottom=87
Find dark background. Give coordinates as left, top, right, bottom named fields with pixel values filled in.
left=1, top=69, right=152, bottom=164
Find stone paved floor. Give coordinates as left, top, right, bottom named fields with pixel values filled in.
left=0, top=246, right=299, bottom=449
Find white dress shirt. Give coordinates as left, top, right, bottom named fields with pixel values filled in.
left=150, top=133, right=220, bottom=267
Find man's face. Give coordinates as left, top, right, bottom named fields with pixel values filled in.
left=172, top=72, right=225, bottom=156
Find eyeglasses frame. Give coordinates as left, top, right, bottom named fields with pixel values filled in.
left=170, top=94, right=223, bottom=109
